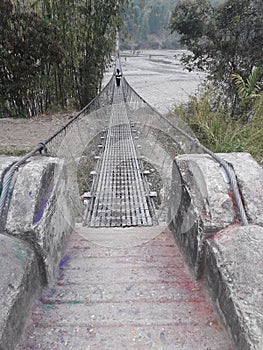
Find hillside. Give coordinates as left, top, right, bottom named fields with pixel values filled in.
left=122, top=0, right=225, bottom=49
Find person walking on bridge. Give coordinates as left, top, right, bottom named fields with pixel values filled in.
left=115, top=68, right=122, bottom=87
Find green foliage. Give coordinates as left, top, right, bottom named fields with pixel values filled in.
left=171, top=0, right=263, bottom=160
left=40, top=0, right=128, bottom=108
left=231, top=66, right=263, bottom=125
left=232, top=67, right=261, bottom=103
left=170, top=0, right=263, bottom=118
left=123, top=0, right=181, bottom=49
left=0, top=0, right=61, bottom=117
left=170, top=0, right=263, bottom=82
left=123, top=0, right=224, bottom=49
left=0, top=0, right=128, bottom=118
left=174, top=85, right=263, bottom=163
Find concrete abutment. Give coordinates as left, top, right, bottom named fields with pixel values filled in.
left=0, top=152, right=262, bottom=349
left=0, top=155, right=75, bottom=350
left=169, top=152, right=263, bottom=349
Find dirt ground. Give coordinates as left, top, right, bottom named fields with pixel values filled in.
left=0, top=111, right=75, bottom=154
left=0, top=50, right=202, bottom=156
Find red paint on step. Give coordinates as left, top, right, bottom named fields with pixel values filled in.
left=17, top=228, right=234, bottom=350
left=181, top=280, right=200, bottom=292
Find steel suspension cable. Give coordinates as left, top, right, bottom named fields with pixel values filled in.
left=121, top=77, right=248, bottom=226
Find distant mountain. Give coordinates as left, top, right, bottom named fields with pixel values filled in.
left=122, top=0, right=225, bottom=49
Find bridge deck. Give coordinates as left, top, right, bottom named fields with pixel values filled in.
left=17, top=227, right=233, bottom=349
left=15, top=81, right=233, bottom=349
left=85, top=87, right=153, bottom=227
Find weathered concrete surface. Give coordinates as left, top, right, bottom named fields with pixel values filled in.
left=5, top=156, right=75, bottom=284
left=169, top=152, right=263, bottom=349
left=16, top=227, right=233, bottom=349
left=0, top=233, right=40, bottom=350
left=217, top=153, right=263, bottom=226
left=169, top=153, right=236, bottom=276
left=76, top=225, right=166, bottom=248
left=205, top=225, right=263, bottom=350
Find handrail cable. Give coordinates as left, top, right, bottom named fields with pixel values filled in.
left=122, top=77, right=248, bottom=226
left=0, top=36, right=249, bottom=227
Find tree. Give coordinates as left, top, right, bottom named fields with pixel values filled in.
left=170, top=0, right=263, bottom=84
left=0, top=0, right=128, bottom=118
left=123, top=0, right=181, bottom=49
left=0, top=0, right=62, bottom=117
left=78, top=0, right=127, bottom=107
left=38, top=0, right=128, bottom=107
left=169, top=0, right=263, bottom=117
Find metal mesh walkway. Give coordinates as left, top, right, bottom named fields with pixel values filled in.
left=0, top=53, right=248, bottom=230
left=84, top=86, right=153, bottom=227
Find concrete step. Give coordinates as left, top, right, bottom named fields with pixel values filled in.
left=16, top=227, right=233, bottom=350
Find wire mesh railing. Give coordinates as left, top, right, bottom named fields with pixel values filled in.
left=121, top=76, right=248, bottom=226
left=0, top=75, right=116, bottom=229
left=0, top=54, right=249, bottom=229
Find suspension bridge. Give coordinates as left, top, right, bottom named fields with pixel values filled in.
left=0, top=45, right=262, bottom=350
left=82, top=84, right=155, bottom=227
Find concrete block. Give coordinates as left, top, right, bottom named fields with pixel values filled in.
left=169, top=154, right=235, bottom=277
left=204, top=225, right=263, bottom=350
left=218, top=153, right=263, bottom=226
left=6, top=156, right=75, bottom=285
left=0, top=233, right=40, bottom=350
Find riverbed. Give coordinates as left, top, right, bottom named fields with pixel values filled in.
left=0, top=50, right=205, bottom=153
left=105, top=49, right=206, bottom=114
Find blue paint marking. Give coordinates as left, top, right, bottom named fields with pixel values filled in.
left=58, top=254, right=71, bottom=280
left=59, top=254, right=71, bottom=268
left=33, top=182, right=54, bottom=225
